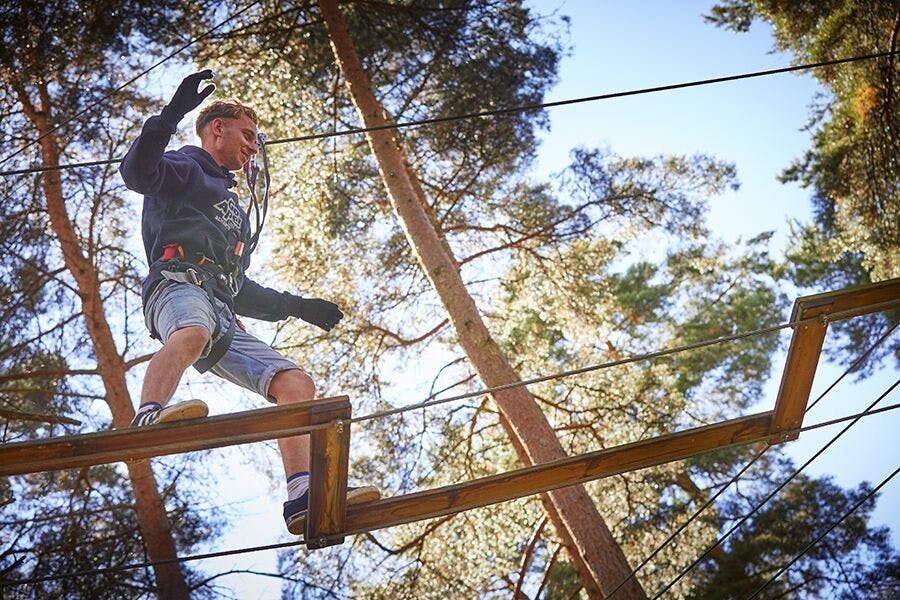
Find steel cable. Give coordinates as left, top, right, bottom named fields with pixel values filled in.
left=648, top=377, right=900, bottom=598
left=602, top=321, right=898, bottom=598
left=2, top=50, right=896, bottom=178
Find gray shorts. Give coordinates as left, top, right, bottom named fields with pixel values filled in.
left=144, top=280, right=301, bottom=402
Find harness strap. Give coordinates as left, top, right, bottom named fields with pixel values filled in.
left=158, top=262, right=235, bottom=373
left=193, top=317, right=235, bottom=374
left=161, top=243, right=184, bottom=262
left=159, top=267, right=206, bottom=287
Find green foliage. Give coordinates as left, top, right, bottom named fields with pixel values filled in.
left=706, top=0, right=900, bottom=374
left=688, top=473, right=900, bottom=599
left=0, top=174, right=74, bottom=439
left=1, top=464, right=223, bottom=599
left=543, top=560, right=581, bottom=599
left=0, top=0, right=235, bottom=596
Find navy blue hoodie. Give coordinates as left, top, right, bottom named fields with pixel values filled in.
left=120, top=110, right=294, bottom=322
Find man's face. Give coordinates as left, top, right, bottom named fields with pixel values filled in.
left=205, top=113, right=258, bottom=171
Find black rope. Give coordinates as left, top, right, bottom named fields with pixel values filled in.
left=798, top=400, right=900, bottom=434
left=747, top=463, right=900, bottom=599
left=602, top=321, right=898, bottom=599
left=0, top=0, right=263, bottom=169
left=0, top=538, right=306, bottom=589
left=2, top=50, right=896, bottom=178
left=649, top=377, right=900, bottom=599
left=268, top=50, right=899, bottom=146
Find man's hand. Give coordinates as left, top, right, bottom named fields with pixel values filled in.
left=165, top=69, right=216, bottom=119
left=285, top=296, right=344, bottom=331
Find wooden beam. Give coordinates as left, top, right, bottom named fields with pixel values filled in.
left=792, top=277, right=900, bottom=322
left=339, top=411, right=777, bottom=538
left=305, top=402, right=351, bottom=549
left=770, top=316, right=828, bottom=441
left=771, top=278, right=899, bottom=440
left=0, top=396, right=350, bottom=477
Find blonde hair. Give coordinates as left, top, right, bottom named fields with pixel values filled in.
left=195, top=99, right=259, bottom=137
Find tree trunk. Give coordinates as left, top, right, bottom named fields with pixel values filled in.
left=315, top=2, right=646, bottom=598
left=14, top=81, right=191, bottom=600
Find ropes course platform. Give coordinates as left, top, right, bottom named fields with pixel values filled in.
left=1, top=278, right=897, bottom=549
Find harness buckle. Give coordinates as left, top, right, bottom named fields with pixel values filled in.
left=186, top=268, right=201, bottom=286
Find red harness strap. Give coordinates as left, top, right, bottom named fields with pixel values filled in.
left=161, top=243, right=185, bottom=262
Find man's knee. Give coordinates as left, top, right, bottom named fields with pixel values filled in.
left=167, top=326, right=210, bottom=362
left=269, top=369, right=316, bottom=404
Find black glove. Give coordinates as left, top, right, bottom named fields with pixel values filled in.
left=284, top=294, right=344, bottom=331
left=163, top=69, right=216, bottom=121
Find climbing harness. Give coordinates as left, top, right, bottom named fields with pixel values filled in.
left=157, top=244, right=236, bottom=373
left=155, top=131, right=271, bottom=372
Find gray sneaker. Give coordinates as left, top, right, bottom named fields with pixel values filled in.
left=130, top=399, right=208, bottom=427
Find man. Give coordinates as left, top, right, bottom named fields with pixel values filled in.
left=120, top=70, right=378, bottom=535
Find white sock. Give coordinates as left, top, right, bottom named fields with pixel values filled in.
left=286, top=471, right=309, bottom=501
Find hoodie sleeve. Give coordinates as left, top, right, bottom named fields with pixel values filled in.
left=119, top=107, right=194, bottom=196
left=233, top=277, right=293, bottom=321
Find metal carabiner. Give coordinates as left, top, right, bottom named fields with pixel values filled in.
left=186, top=268, right=201, bottom=286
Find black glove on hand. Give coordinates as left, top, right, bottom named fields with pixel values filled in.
left=284, top=294, right=344, bottom=332
left=164, top=69, right=216, bottom=121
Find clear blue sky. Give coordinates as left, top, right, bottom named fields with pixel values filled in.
left=170, top=2, right=899, bottom=596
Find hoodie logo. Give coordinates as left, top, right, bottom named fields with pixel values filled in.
left=213, top=198, right=243, bottom=233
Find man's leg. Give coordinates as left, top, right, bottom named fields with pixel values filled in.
left=268, top=368, right=380, bottom=534
left=267, top=369, right=315, bottom=477
left=132, top=326, right=211, bottom=427
left=142, top=326, right=210, bottom=406
left=135, top=280, right=221, bottom=427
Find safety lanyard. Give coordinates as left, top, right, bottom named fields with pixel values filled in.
left=243, top=131, right=270, bottom=255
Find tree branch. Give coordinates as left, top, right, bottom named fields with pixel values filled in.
left=514, top=516, right=549, bottom=599
left=0, top=368, right=101, bottom=384
left=359, top=318, right=448, bottom=346
left=0, top=407, right=81, bottom=426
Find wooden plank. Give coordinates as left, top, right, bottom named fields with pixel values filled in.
left=794, top=277, right=900, bottom=322
left=338, top=411, right=777, bottom=538
left=0, top=396, right=350, bottom=476
left=770, top=278, right=898, bottom=440
left=770, top=316, right=828, bottom=441
left=305, top=403, right=351, bottom=549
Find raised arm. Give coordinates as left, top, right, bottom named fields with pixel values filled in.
left=119, top=70, right=216, bottom=195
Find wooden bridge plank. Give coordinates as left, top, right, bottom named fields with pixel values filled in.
left=341, top=411, right=777, bottom=538
left=770, top=317, right=827, bottom=440
left=0, top=396, right=350, bottom=477
left=793, top=277, right=899, bottom=322
left=771, top=277, right=899, bottom=440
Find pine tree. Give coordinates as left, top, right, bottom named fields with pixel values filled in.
left=706, top=0, right=900, bottom=376
left=0, top=1, right=224, bottom=596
